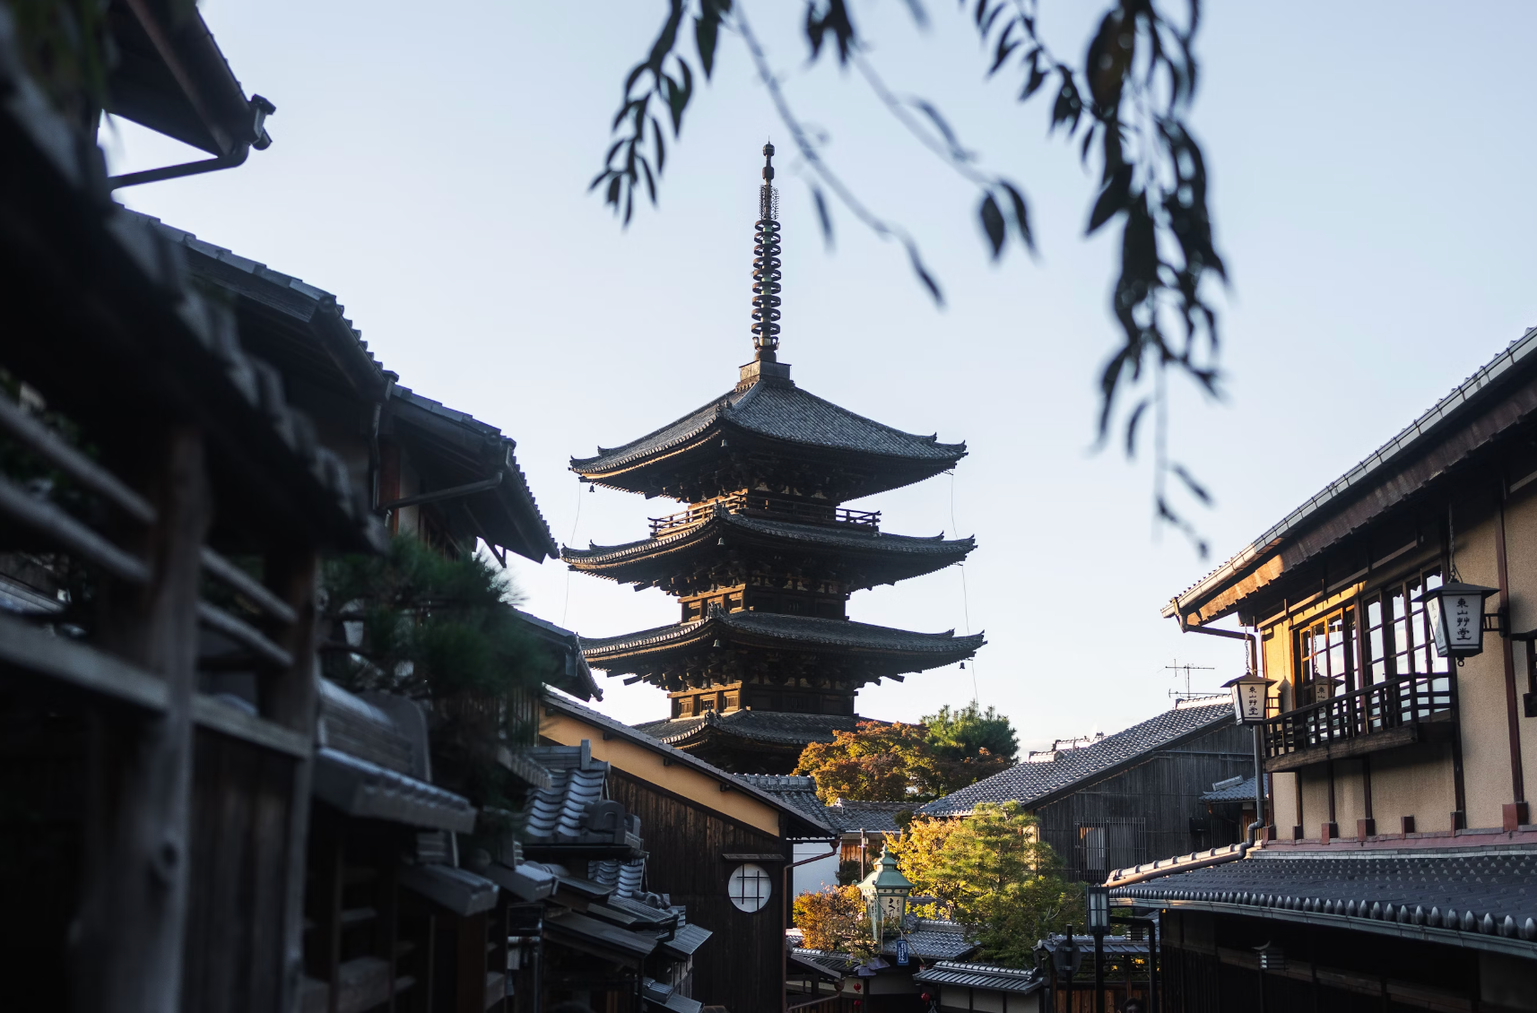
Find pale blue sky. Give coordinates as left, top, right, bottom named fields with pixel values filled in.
left=108, top=2, right=1537, bottom=750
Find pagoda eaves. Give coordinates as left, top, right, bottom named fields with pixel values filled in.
left=569, top=371, right=966, bottom=503
left=582, top=610, right=984, bottom=696
left=563, top=509, right=975, bottom=594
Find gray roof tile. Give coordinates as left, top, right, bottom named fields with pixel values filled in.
left=912, top=962, right=1043, bottom=994
left=921, top=700, right=1234, bottom=815
left=733, top=775, right=911, bottom=832
left=542, top=692, right=835, bottom=836
left=1199, top=774, right=1271, bottom=803
left=521, top=745, right=609, bottom=841
left=1113, top=848, right=1537, bottom=944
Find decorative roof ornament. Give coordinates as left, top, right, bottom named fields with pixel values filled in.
left=751, top=142, right=782, bottom=361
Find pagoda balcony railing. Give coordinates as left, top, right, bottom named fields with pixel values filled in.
left=1261, top=670, right=1457, bottom=772
left=649, top=492, right=880, bottom=537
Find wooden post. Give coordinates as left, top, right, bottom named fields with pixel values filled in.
left=266, top=549, right=322, bottom=1013
left=74, top=427, right=208, bottom=1013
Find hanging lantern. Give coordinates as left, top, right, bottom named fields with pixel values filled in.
left=1414, top=582, right=1499, bottom=658
left=1223, top=673, right=1277, bottom=725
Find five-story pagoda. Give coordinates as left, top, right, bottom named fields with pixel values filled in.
left=565, top=145, right=983, bottom=773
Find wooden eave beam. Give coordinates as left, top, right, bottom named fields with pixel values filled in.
left=1176, top=377, right=1537, bottom=628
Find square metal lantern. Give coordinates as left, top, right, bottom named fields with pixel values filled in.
left=1414, top=582, right=1499, bottom=658
left=1086, top=885, right=1110, bottom=935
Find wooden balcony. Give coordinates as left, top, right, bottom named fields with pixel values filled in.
left=649, top=492, right=880, bottom=537
left=1263, top=671, right=1457, bottom=772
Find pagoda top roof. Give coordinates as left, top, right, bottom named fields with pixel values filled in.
left=570, top=367, right=966, bottom=497
left=564, top=511, right=974, bottom=569
left=582, top=610, right=985, bottom=664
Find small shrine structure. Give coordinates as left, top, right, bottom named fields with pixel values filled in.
left=565, top=145, right=983, bottom=773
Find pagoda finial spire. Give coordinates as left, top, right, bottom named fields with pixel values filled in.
left=751, top=142, right=781, bottom=362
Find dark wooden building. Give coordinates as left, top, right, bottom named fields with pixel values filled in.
left=539, top=692, right=834, bottom=1013
left=565, top=146, right=981, bottom=773
left=0, top=13, right=390, bottom=1009
left=920, top=700, right=1253, bottom=882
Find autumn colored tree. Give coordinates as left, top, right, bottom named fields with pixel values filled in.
left=792, top=885, right=875, bottom=960
left=885, top=813, right=960, bottom=919
left=793, top=721, right=943, bottom=804
left=794, top=707, right=1018, bottom=804
left=890, top=802, right=1080, bottom=967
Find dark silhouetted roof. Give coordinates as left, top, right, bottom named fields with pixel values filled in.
left=565, top=511, right=973, bottom=588
left=921, top=700, right=1234, bottom=816
left=131, top=212, right=559, bottom=563
left=573, top=380, right=965, bottom=473
left=639, top=712, right=865, bottom=748
left=1112, top=848, right=1537, bottom=953
left=585, top=611, right=985, bottom=664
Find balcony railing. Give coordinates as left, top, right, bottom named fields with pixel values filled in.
left=649, top=492, right=879, bottom=537
left=1262, top=670, right=1456, bottom=772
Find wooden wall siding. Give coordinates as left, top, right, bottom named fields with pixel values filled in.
left=1036, top=725, right=1252, bottom=882
left=0, top=703, right=86, bottom=999
left=1157, top=910, right=1491, bottom=1013
left=606, top=770, right=786, bottom=1013
left=182, top=728, right=299, bottom=1013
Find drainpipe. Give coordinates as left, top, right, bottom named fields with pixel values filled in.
left=1170, top=610, right=1268, bottom=847
left=109, top=96, right=276, bottom=189
left=783, top=842, right=839, bottom=1013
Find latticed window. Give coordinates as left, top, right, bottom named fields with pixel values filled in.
left=1076, top=819, right=1146, bottom=880
left=727, top=863, right=772, bottom=913
left=1296, top=606, right=1355, bottom=704
left=1292, top=568, right=1450, bottom=714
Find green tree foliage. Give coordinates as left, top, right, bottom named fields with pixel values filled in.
left=792, top=885, right=875, bottom=961
left=794, top=706, right=1018, bottom=804
left=593, top=0, right=1223, bottom=552
left=890, top=802, right=1080, bottom=967
left=925, top=702, right=1018, bottom=785
left=321, top=536, right=549, bottom=811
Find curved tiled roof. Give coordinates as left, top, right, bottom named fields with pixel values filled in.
left=912, top=962, right=1043, bottom=994
left=541, top=691, right=835, bottom=836
left=1112, top=847, right=1537, bottom=953
left=583, top=611, right=985, bottom=661
left=636, top=712, right=865, bottom=748
left=732, top=774, right=913, bottom=832
left=565, top=511, right=973, bottom=583
left=920, top=700, right=1234, bottom=816
left=1164, top=325, right=1537, bottom=626
left=571, top=378, right=965, bottom=475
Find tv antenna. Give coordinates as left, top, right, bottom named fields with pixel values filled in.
left=1166, top=659, right=1215, bottom=699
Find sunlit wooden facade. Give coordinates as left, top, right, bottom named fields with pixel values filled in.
left=1115, top=328, right=1537, bottom=1009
